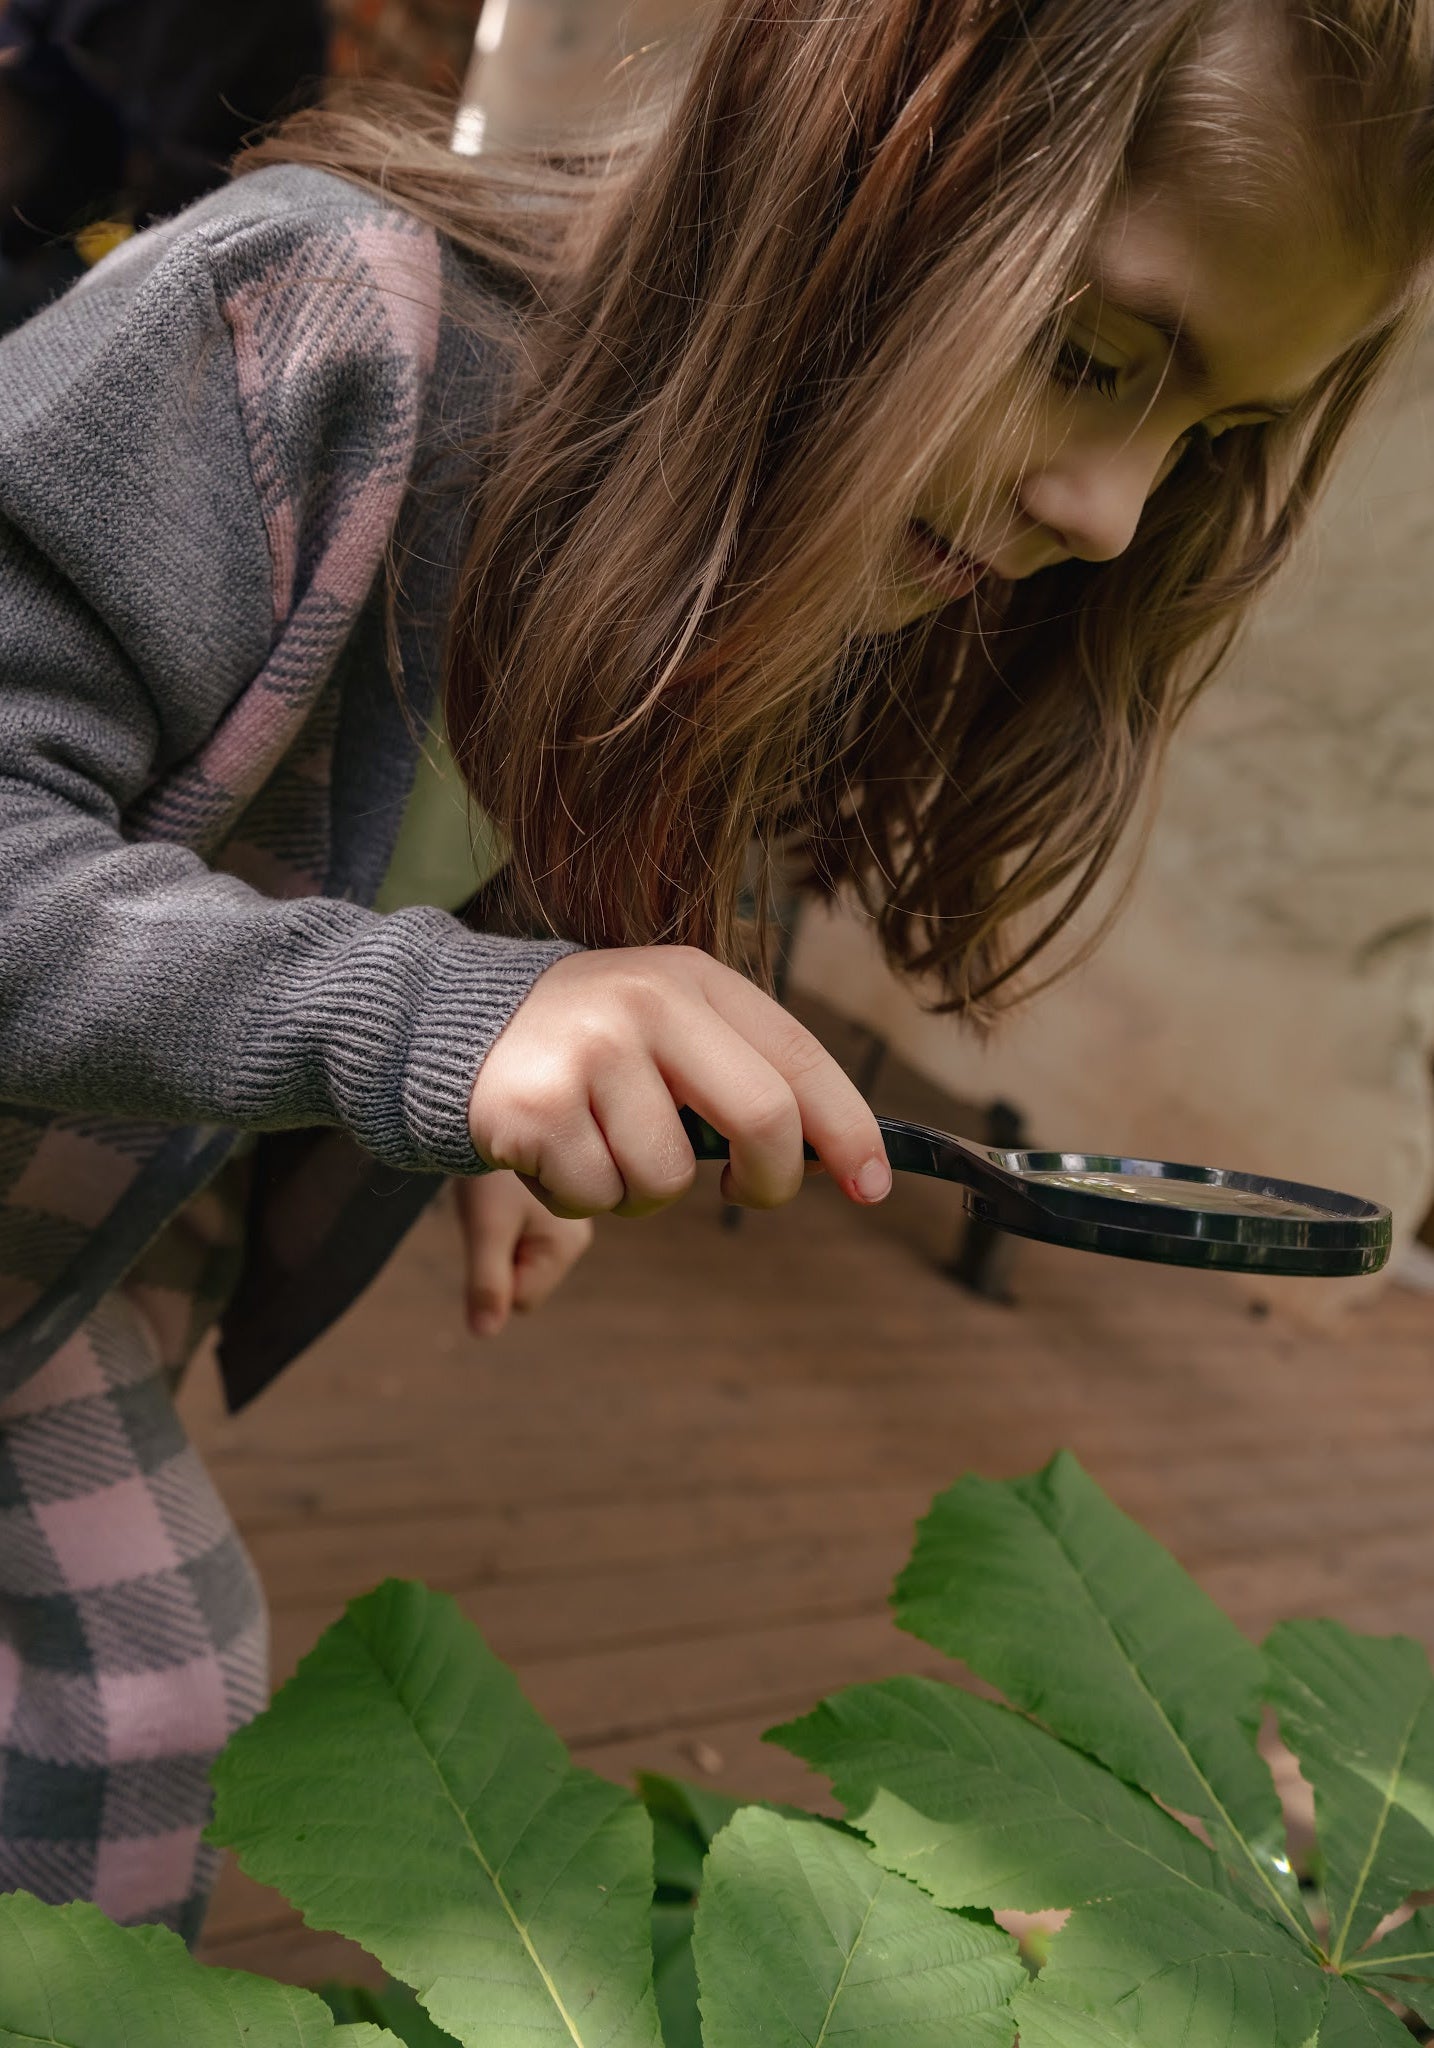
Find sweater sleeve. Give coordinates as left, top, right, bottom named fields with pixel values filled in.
left=0, top=185, right=577, bottom=1176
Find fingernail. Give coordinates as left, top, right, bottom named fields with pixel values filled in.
left=853, top=1156, right=892, bottom=1203
left=470, top=1308, right=502, bottom=1338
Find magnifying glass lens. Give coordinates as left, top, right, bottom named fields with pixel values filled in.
left=1017, top=1170, right=1326, bottom=1221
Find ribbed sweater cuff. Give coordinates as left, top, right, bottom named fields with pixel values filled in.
left=241, top=906, right=582, bottom=1174
left=391, top=926, right=583, bottom=1173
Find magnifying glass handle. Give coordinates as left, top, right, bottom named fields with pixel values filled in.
left=677, top=1106, right=990, bottom=1188
left=679, top=1105, right=809, bottom=1166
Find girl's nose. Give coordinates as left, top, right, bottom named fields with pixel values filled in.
left=1020, top=437, right=1172, bottom=566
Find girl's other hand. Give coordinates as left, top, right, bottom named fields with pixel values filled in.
left=453, top=1170, right=594, bottom=1337
left=466, top=946, right=891, bottom=1220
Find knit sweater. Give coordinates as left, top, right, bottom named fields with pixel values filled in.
left=0, top=163, right=579, bottom=1407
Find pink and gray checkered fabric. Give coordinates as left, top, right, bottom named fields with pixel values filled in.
left=0, top=1162, right=266, bottom=1940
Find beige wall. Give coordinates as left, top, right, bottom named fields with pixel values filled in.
left=460, top=0, right=706, bottom=141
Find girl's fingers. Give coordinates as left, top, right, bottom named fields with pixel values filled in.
left=457, top=1186, right=520, bottom=1336
left=651, top=1005, right=809, bottom=1209
left=468, top=946, right=886, bottom=1219
left=512, top=1114, right=626, bottom=1218
left=512, top=1216, right=593, bottom=1312
left=691, top=962, right=890, bottom=1204
left=457, top=1177, right=594, bottom=1334
left=588, top=1065, right=700, bottom=1217
left=466, top=1240, right=515, bottom=1336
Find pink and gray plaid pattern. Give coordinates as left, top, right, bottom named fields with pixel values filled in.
left=0, top=1257, right=267, bottom=1940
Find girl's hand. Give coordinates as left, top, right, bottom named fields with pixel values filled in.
left=453, top=1170, right=594, bottom=1337
left=466, top=946, right=891, bottom=1220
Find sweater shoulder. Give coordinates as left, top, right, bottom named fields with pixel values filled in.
left=0, top=165, right=447, bottom=770
left=91, top=164, right=430, bottom=284
left=0, top=166, right=444, bottom=460
left=181, top=164, right=441, bottom=303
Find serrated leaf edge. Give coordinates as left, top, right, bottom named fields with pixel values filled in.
left=935, top=1482, right=1307, bottom=1945
left=850, top=1778, right=1224, bottom=1914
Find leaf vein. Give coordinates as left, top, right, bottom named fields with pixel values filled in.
left=354, top=1625, right=592, bottom=2048
left=1041, top=1517, right=1301, bottom=1942
left=811, top=1879, right=881, bottom=2048
left=1329, top=1698, right=1423, bottom=1968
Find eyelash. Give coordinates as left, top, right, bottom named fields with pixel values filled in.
left=1048, top=336, right=1226, bottom=466
left=1050, top=339, right=1121, bottom=399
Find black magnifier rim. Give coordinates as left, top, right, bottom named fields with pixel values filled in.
left=879, top=1121, right=1393, bottom=1276
left=977, top=1203, right=1392, bottom=1278
left=992, top=1148, right=1382, bottom=1239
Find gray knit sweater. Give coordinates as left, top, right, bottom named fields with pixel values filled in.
left=0, top=164, right=578, bottom=1403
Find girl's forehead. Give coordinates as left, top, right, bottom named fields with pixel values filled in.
left=1087, top=178, right=1393, bottom=413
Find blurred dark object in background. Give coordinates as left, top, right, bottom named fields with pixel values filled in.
left=328, top=0, right=479, bottom=94
left=0, top=0, right=330, bottom=332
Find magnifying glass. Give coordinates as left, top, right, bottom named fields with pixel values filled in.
left=678, top=1108, right=1391, bottom=1278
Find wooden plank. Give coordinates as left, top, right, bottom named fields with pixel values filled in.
left=240, top=1479, right=931, bottom=1604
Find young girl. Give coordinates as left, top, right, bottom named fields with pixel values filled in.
left=0, top=0, right=1428, bottom=1943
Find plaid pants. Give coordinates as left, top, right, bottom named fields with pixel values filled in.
left=0, top=1161, right=267, bottom=1943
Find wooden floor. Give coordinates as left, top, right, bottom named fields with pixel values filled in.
left=186, top=1106, right=1434, bottom=1986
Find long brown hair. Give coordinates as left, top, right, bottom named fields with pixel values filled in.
left=240, top=0, right=1434, bottom=1016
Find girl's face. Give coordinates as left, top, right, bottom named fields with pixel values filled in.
left=886, top=168, right=1392, bottom=628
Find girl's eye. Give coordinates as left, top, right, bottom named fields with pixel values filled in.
left=1050, top=338, right=1122, bottom=399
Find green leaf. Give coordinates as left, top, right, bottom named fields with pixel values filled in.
left=1007, top=1987, right=1150, bottom=2047
left=633, top=1776, right=740, bottom=2048
left=769, top=1675, right=1233, bottom=1911
left=1009, top=1990, right=1333, bottom=2048
left=647, top=1810, right=706, bottom=1899
left=1009, top=1886, right=1328, bottom=2048
left=1315, top=1976, right=1419, bottom=2046
left=1266, top=1620, right=1434, bottom=1964
left=637, top=1771, right=848, bottom=2045
left=210, top=1579, right=662, bottom=2048
left=1351, top=1906, right=1434, bottom=1975
left=322, top=1984, right=461, bottom=2046
left=1350, top=1906, right=1434, bottom=2025
left=692, top=1808, right=1022, bottom=2048
left=636, top=1775, right=742, bottom=1900
left=0, top=1892, right=402, bottom=2047
left=894, top=1453, right=1299, bottom=1930
left=650, top=1902, right=702, bottom=2048
left=635, top=1774, right=743, bottom=1854
left=637, top=1777, right=837, bottom=2048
